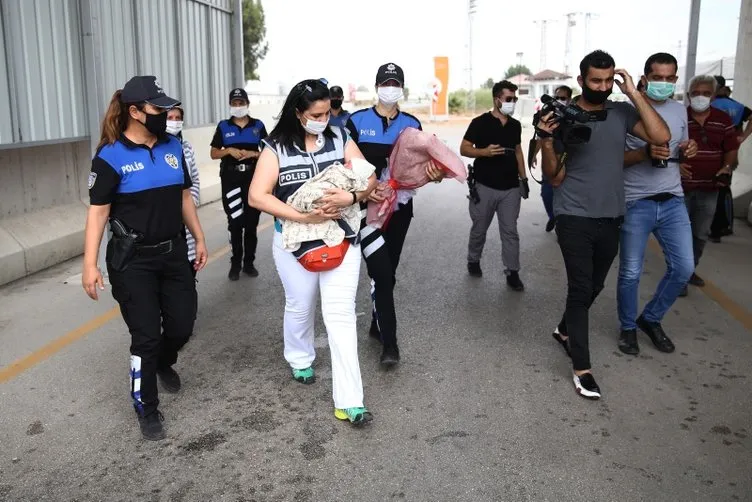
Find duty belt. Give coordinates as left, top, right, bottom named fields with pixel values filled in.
left=233, top=163, right=252, bottom=172
left=136, top=236, right=180, bottom=256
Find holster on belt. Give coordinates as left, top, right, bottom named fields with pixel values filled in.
left=466, top=164, right=480, bottom=204
left=108, top=218, right=143, bottom=272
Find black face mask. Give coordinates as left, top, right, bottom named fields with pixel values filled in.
left=141, top=110, right=168, bottom=136
left=581, top=85, right=613, bottom=105
left=330, top=99, right=343, bottom=110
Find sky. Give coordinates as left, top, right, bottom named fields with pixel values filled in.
left=254, top=0, right=742, bottom=95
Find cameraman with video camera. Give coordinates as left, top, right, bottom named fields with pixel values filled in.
left=537, top=50, right=670, bottom=400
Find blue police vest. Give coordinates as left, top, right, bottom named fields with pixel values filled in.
left=348, top=108, right=420, bottom=146
left=217, top=119, right=265, bottom=146
left=712, top=97, right=745, bottom=128
left=329, top=111, right=351, bottom=129
left=98, top=136, right=186, bottom=194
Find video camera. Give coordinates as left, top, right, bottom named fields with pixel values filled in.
left=532, top=94, right=608, bottom=145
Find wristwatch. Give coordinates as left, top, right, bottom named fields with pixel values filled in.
left=351, top=192, right=357, bottom=204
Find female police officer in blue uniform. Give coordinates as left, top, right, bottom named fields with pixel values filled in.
left=210, top=88, right=268, bottom=280
left=82, top=76, right=208, bottom=441
left=346, top=63, right=445, bottom=367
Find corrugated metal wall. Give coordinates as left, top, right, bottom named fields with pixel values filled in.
left=0, top=0, right=237, bottom=146
left=1, top=0, right=87, bottom=144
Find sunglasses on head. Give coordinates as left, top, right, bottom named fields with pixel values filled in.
left=297, top=78, right=329, bottom=94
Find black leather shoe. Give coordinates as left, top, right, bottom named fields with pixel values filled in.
left=228, top=265, right=241, bottom=281
left=380, top=346, right=400, bottom=367
left=243, top=263, right=259, bottom=277
left=467, top=262, right=482, bottom=277
left=688, top=273, right=705, bottom=287
left=137, top=410, right=166, bottom=441
left=506, top=271, right=524, bottom=291
left=618, top=329, right=640, bottom=355
left=157, top=366, right=181, bottom=393
left=637, top=316, right=675, bottom=353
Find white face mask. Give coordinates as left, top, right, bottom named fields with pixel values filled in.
left=377, top=86, right=403, bottom=105
left=302, top=115, right=328, bottom=135
left=230, top=106, right=248, bottom=118
left=166, top=120, right=183, bottom=135
left=500, top=102, right=516, bottom=116
left=690, top=96, right=711, bottom=113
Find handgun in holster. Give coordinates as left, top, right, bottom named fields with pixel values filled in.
left=467, top=164, right=480, bottom=204
left=108, top=218, right=143, bottom=272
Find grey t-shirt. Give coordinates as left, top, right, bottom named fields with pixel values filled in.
left=553, top=101, right=640, bottom=218
left=624, top=99, right=687, bottom=202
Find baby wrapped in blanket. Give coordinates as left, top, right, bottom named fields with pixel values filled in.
left=282, top=157, right=375, bottom=252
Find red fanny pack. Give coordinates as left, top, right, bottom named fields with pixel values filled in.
left=297, top=241, right=350, bottom=272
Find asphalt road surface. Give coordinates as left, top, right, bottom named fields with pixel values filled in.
left=1, top=123, right=751, bottom=502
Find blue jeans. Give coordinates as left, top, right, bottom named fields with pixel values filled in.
left=541, top=179, right=554, bottom=221
left=617, top=196, right=694, bottom=331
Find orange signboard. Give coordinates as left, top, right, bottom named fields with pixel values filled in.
left=432, top=56, right=449, bottom=116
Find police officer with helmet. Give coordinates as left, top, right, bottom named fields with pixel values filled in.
left=210, top=88, right=268, bottom=280
left=82, top=76, right=208, bottom=441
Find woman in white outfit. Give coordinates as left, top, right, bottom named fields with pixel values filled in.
left=249, top=78, right=377, bottom=426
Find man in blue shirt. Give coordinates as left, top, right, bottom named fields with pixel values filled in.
left=709, top=76, right=751, bottom=241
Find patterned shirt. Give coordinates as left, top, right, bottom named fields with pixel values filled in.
left=181, top=139, right=201, bottom=261
left=684, top=107, right=739, bottom=192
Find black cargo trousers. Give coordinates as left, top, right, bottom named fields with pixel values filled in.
left=107, top=237, right=197, bottom=417
left=221, top=166, right=261, bottom=268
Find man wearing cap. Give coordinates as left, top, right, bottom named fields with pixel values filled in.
left=346, top=63, right=445, bottom=367
left=329, top=85, right=350, bottom=128
left=210, top=88, right=268, bottom=280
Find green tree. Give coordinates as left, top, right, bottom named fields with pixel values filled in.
left=242, top=0, right=268, bottom=81
left=504, top=65, right=531, bottom=79
left=356, top=85, right=369, bottom=92
left=482, top=78, right=494, bottom=89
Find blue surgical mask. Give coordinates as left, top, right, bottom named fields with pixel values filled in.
left=645, top=81, right=675, bottom=101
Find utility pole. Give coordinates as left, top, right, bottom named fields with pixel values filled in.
left=685, top=0, right=701, bottom=95
left=564, top=12, right=580, bottom=75
left=534, top=19, right=557, bottom=70
left=584, top=12, right=599, bottom=53
left=467, top=0, right=477, bottom=113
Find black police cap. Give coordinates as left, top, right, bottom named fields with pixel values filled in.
left=121, top=76, right=180, bottom=108
left=375, top=63, right=404, bottom=86
left=229, top=87, right=249, bottom=104
left=330, top=86, right=344, bottom=98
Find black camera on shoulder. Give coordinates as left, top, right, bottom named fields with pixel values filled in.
left=533, top=94, right=608, bottom=145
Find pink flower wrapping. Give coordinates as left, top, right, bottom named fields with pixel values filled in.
left=366, top=127, right=467, bottom=229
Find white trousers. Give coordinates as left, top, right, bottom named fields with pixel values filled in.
left=272, top=232, right=364, bottom=409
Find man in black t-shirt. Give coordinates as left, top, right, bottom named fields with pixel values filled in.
left=460, top=80, right=529, bottom=291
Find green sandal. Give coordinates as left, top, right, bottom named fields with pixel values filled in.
left=334, top=407, right=373, bottom=427
left=292, top=367, right=315, bottom=384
